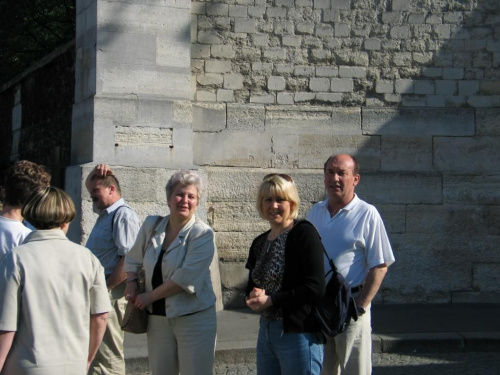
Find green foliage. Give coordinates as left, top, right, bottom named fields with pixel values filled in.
left=0, top=0, right=75, bottom=85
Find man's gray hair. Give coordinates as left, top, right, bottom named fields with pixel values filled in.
left=165, top=170, right=203, bottom=201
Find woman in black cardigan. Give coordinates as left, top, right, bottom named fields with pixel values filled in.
left=245, top=173, right=326, bottom=375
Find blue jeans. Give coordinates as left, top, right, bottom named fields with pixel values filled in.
left=257, top=317, right=324, bottom=375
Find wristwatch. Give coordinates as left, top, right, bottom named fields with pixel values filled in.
left=357, top=305, right=366, bottom=316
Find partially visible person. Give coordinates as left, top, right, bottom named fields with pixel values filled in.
left=245, top=173, right=326, bottom=375
left=0, top=187, right=110, bottom=374
left=307, top=154, right=395, bottom=375
left=124, top=170, right=217, bottom=375
left=0, top=160, right=51, bottom=260
left=85, top=164, right=141, bottom=375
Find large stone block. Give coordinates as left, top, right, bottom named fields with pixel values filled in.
left=362, top=108, right=475, bottom=136
left=356, top=172, right=442, bottom=204
left=383, top=233, right=490, bottom=299
left=71, top=98, right=96, bottom=164
left=137, top=99, right=176, bottom=127
left=97, top=2, right=190, bottom=35
left=227, top=104, right=265, bottom=132
left=443, top=174, right=500, bottom=205
left=381, top=136, right=433, bottom=171
left=374, top=204, right=406, bottom=234
left=406, top=205, right=488, bottom=235
left=112, top=127, right=193, bottom=168
left=206, top=202, right=266, bottom=232
left=434, top=136, right=500, bottom=172
left=271, top=134, right=299, bottom=168
left=193, top=103, right=226, bottom=132
left=298, top=135, right=381, bottom=170
left=488, top=206, right=500, bottom=235
left=157, top=35, right=190, bottom=68
left=96, top=32, right=156, bottom=66
left=97, top=66, right=190, bottom=99
left=219, top=262, right=249, bottom=289
left=331, top=107, right=362, bottom=135
left=113, top=126, right=172, bottom=167
left=193, top=132, right=272, bottom=167
left=93, top=96, right=136, bottom=125
left=265, top=106, right=332, bottom=134
left=206, top=169, right=265, bottom=202
left=473, top=263, right=500, bottom=292
left=215, top=231, right=258, bottom=261
left=476, top=108, right=500, bottom=136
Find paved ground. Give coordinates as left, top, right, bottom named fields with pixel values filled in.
left=130, top=352, right=500, bottom=375
left=124, top=304, right=500, bottom=374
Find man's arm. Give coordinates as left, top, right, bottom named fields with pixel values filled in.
left=106, top=257, right=127, bottom=290
left=355, top=263, right=388, bottom=309
left=0, top=331, right=15, bottom=371
left=87, top=312, right=109, bottom=371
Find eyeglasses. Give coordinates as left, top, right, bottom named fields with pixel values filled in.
left=263, top=173, right=294, bottom=183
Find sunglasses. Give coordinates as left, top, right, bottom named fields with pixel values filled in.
left=263, top=173, right=294, bottom=183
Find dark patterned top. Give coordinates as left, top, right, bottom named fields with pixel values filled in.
left=250, top=229, right=290, bottom=321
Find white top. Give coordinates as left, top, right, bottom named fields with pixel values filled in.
left=0, top=215, right=31, bottom=261
left=306, top=194, right=395, bottom=287
left=0, top=229, right=111, bottom=374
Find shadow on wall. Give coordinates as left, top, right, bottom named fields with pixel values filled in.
left=219, top=0, right=500, bottom=308
left=354, top=0, right=500, bottom=305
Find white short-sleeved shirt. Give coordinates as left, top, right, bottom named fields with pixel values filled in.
left=0, top=215, right=31, bottom=261
left=0, top=229, right=111, bottom=374
left=306, top=195, right=395, bottom=287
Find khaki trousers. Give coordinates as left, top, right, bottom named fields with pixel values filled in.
left=321, top=305, right=372, bottom=375
left=147, top=306, right=217, bottom=375
left=88, top=283, right=126, bottom=375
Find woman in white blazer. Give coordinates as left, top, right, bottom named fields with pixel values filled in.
left=124, top=170, right=216, bottom=375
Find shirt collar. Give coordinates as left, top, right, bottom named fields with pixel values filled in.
left=320, top=194, right=360, bottom=212
left=104, top=198, right=125, bottom=215
left=25, top=228, right=68, bottom=242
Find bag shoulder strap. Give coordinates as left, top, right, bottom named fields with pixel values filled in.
left=143, top=216, right=163, bottom=259
left=293, top=219, right=338, bottom=274
left=111, top=205, right=132, bottom=234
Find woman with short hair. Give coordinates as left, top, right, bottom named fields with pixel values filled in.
left=0, top=187, right=111, bottom=374
left=245, top=173, right=326, bottom=375
left=124, top=170, right=217, bottom=375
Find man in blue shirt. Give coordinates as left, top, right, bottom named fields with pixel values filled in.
left=86, top=164, right=141, bottom=375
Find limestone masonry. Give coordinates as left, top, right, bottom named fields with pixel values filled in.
left=2, top=0, right=499, bottom=308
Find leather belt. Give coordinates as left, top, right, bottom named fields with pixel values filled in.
left=351, top=284, right=364, bottom=293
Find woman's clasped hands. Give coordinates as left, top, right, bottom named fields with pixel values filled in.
left=124, top=281, right=155, bottom=310
left=245, top=287, right=272, bottom=312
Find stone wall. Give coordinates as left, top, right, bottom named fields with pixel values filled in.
left=189, top=0, right=500, bottom=306
left=191, top=0, right=499, bottom=107
left=2, top=0, right=495, bottom=308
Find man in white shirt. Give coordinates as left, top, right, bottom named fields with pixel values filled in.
left=0, top=160, right=51, bottom=261
left=307, top=154, right=395, bottom=375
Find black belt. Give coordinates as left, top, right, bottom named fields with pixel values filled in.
left=351, top=284, right=364, bottom=293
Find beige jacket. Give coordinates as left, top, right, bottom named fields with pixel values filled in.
left=125, top=215, right=216, bottom=317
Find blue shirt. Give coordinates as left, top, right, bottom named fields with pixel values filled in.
left=86, top=198, right=141, bottom=275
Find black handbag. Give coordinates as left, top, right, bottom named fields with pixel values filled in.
left=313, top=249, right=358, bottom=337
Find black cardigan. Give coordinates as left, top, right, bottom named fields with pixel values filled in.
left=245, top=220, right=326, bottom=333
